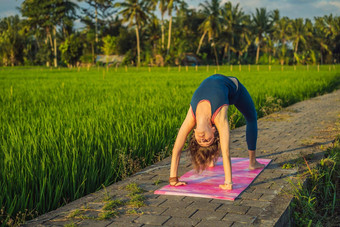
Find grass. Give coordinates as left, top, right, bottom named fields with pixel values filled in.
left=0, top=65, right=339, bottom=225
left=290, top=136, right=340, bottom=226
left=64, top=182, right=145, bottom=222
left=102, top=200, right=124, bottom=211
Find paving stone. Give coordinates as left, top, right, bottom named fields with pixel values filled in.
left=158, top=199, right=193, bottom=208
left=252, top=182, right=273, bottom=189
left=259, top=194, right=276, bottom=201
left=231, top=221, right=251, bottom=227
left=196, top=220, right=234, bottom=227
left=144, top=198, right=167, bottom=207
left=216, top=204, right=250, bottom=215
left=144, top=194, right=160, bottom=199
left=222, top=213, right=256, bottom=224
left=161, top=207, right=198, bottom=218
left=190, top=210, right=227, bottom=221
left=209, top=199, right=235, bottom=205
left=137, top=206, right=168, bottom=215
left=163, top=217, right=201, bottom=227
left=254, top=188, right=279, bottom=195
left=107, top=221, right=142, bottom=227
left=39, top=215, right=81, bottom=226
left=112, top=215, right=139, bottom=223
left=239, top=192, right=262, bottom=200
left=157, top=195, right=185, bottom=201
left=246, top=206, right=265, bottom=216
left=139, top=183, right=161, bottom=192
left=182, top=197, right=212, bottom=203
left=134, top=215, right=171, bottom=225
left=76, top=219, right=113, bottom=226
left=240, top=200, right=271, bottom=208
left=186, top=201, right=222, bottom=211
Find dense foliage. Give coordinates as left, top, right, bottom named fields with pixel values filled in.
left=0, top=0, right=339, bottom=67
left=291, top=137, right=340, bottom=226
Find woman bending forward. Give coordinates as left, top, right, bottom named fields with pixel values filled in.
left=169, top=74, right=264, bottom=190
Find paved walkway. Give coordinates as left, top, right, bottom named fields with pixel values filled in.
left=25, top=89, right=340, bottom=227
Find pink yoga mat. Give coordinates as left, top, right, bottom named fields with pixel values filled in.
left=154, top=157, right=271, bottom=200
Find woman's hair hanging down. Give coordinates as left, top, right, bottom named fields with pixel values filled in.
left=189, top=130, right=220, bottom=173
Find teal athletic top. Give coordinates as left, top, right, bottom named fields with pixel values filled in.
left=190, top=74, right=240, bottom=124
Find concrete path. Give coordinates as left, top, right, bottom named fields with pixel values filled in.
left=25, top=89, right=340, bottom=227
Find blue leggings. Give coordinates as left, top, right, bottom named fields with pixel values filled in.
left=233, top=83, right=258, bottom=150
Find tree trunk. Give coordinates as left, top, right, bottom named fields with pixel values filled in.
left=53, top=26, right=57, bottom=67
left=10, top=49, right=15, bottom=66
left=228, top=46, right=231, bottom=64
left=161, top=15, right=164, bottom=50
left=320, top=48, right=323, bottom=65
left=95, top=3, right=98, bottom=54
left=222, top=43, right=228, bottom=61
left=212, top=42, right=219, bottom=66
left=135, top=25, right=140, bottom=66
left=45, top=37, right=50, bottom=67
left=92, top=42, right=94, bottom=63
left=196, top=30, right=207, bottom=55
left=167, top=14, right=172, bottom=55
left=256, top=44, right=260, bottom=64
left=294, top=39, right=299, bottom=64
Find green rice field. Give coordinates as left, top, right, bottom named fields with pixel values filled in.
left=0, top=65, right=339, bottom=224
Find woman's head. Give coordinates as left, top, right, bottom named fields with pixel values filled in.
left=189, top=129, right=220, bottom=172
left=194, top=124, right=216, bottom=147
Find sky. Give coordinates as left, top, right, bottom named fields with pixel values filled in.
left=0, top=0, right=339, bottom=21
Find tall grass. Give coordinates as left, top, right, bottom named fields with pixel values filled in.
left=0, top=66, right=339, bottom=225
left=290, top=136, right=340, bottom=226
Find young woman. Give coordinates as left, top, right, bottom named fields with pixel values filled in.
left=169, top=74, right=264, bottom=190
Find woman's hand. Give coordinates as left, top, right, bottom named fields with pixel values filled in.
left=219, top=184, right=233, bottom=190
left=169, top=177, right=187, bottom=186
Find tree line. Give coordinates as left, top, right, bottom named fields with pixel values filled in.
left=0, top=0, right=339, bottom=67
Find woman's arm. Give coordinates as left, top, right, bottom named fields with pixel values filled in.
left=214, top=106, right=233, bottom=190
left=169, top=107, right=196, bottom=185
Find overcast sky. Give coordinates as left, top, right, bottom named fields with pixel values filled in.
left=1, top=0, right=339, bottom=20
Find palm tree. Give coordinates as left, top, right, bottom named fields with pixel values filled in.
left=220, top=2, right=250, bottom=64
left=322, top=14, right=337, bottom=40
left=166, top=0, right=182, bottom=55
left=314, top=17, right=332, bottom=64
left=251, top=8, right=273, bottom=64
left=196, top=0, right=222, bottom=65
left=0, top=16, right=25, bottom=66
left=21, top=0, right=78, bottom=67
left=80, top=0, right=113, bottom=54
left=157, top=0, right=167, bottom=50
left=115, top=0, right=153, bottom=66
left=290, top=18, right=312, bottom=64
left=273, top=17, right=292, bottom=65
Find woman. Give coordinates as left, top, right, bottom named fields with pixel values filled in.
left=169, top=74, right=264, bottom=190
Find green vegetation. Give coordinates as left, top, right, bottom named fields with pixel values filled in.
left=0, top=1, right=339, bottom=67
left=102, top=200, right=124, bottom=211
left=290, top=137, right=340, bottom=226
left=0, top=66, right=339, bottom=225
left=125, top=183, right=146, bottom=208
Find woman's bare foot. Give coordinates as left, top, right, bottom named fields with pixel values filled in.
left=249, top=160, right=265, bottom=170
left=219, top=184, right=233, bottom=190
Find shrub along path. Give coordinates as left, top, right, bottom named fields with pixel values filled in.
left=25, top=89, right=340, bottom=227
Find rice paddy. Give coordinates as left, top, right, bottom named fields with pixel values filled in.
left=0, top=65, right=339, bottom=224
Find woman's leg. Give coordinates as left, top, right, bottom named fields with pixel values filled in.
left=234, top=83, right=258, bottom=151
left=234, top=84, right=264, bottom=169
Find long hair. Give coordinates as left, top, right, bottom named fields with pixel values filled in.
left=189, top=130, right=220, bottom=172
